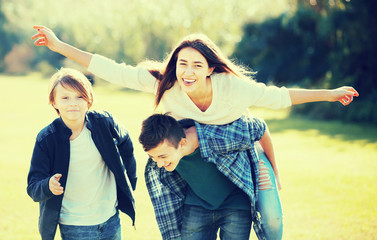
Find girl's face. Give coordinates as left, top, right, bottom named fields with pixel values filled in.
left=176, top=47, right=214, bottom=95
left=52, top=83, right=89, bottom=125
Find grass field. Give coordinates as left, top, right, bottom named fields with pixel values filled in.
left=0, top=73, right=376, bottom=240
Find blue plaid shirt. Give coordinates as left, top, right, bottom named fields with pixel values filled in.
left=144, top=115, right=267, bottom=240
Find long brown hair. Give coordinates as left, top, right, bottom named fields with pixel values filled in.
left=147, top=33, right=250, bottom=107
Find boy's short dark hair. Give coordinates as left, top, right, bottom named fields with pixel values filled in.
left=139, top=113, right=186, bottom=151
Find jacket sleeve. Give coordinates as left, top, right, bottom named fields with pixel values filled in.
left=27, top=140, right=54, bottom=202
left=111, top=114, right=137, bottom=190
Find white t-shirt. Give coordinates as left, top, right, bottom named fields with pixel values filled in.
left=88, top=54, right=292, bottom=124
left=59, top=125, right=117, bottom=225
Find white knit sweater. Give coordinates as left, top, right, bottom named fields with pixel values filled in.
left=88, top=54, right=292, bottom=124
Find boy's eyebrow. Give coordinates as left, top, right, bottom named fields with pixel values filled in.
left=148, top=153, right=167, bottom=158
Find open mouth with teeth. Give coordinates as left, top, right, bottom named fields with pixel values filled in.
left=182, top=78, right=196, bottom=86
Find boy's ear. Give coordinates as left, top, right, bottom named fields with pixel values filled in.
left=179, top=138, right=188, bottom=148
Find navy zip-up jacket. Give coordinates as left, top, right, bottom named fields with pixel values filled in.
left=27, top=110, right=137, bottom=240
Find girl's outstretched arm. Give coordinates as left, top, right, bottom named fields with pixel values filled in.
left=31, top=25, right=92, bottom=68
left=289, top=86, right=359, bottom=106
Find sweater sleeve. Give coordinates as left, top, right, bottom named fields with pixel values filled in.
left=88, top=54, right=158, bottom=93
left=221, top=74, right=292, bottom=110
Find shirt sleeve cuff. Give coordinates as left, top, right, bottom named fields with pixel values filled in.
left=282, top=86, right=293, bottom=107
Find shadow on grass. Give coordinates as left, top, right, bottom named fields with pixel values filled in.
left=266, top=116, right=377, bottom=144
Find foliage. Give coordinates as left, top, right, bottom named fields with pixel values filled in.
left=234, top=0, right=377, bottom=123
left=0, top=0, right=19, bottom=71
left=1, top=0, right=291, bottom=69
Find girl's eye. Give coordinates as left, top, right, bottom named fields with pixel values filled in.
left=195, top=65, right=202, bottom=68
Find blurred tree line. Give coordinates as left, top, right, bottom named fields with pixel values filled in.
left=1, top=0, right=375, bottom=123
left=233, top=0, right=377, bottom=123
left=0, top=0, right=18, bottom=71
left=0, top=0, right=288, bottom=74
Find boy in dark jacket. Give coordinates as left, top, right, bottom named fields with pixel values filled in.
left=27, top=68, right=137, bottom=240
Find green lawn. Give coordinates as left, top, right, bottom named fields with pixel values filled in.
left=0, top=73, right=376, bottom=240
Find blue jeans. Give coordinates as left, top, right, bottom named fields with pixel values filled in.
left=59, top=211, right=121, bottom=240
left=256, top=147, right=283, bottom=240
left=181, top=205, right=252, bottom=240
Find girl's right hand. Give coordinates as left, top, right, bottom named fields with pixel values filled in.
left=49, top=173, right=64, bottom=195
left=31, top=25, right=62, bottom=52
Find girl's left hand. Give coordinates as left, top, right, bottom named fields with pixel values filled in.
left=331, top=86, right=359, bottom=106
